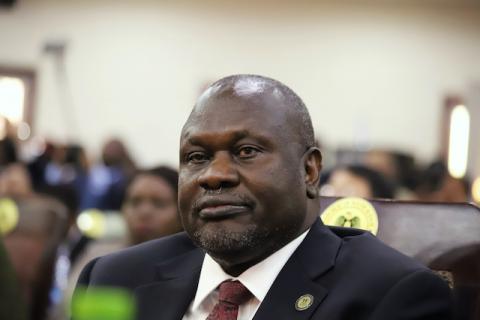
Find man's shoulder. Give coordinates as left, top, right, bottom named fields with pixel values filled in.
left=115, top=232, right=198, bottom=260
left=77, top=232, right=200, bottom=288
left=304, top=226, right=453, bottom=319
left=105, top=232, right=198, bottom=266
left=328, top=226, right=427, bottom=272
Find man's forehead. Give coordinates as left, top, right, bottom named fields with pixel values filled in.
left=182, top=101, right=287, bottom=140
left=180, top=75, right=310, bottom=149
left=180, top=99, right=294, bottom=150
left=181, top=106, right=273, bottom=138
left=181, top=128, right=254, bottom=145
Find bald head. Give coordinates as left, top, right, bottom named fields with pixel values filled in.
left=185, top=74, right=315, bottom=149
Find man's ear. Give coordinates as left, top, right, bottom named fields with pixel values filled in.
left=304, top=147, right=322, bottom=199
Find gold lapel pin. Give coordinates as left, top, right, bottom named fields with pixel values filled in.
left=295, top=294, right=314, bottom=311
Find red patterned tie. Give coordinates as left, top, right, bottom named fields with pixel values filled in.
left=206, top=280, right=252, bottom=320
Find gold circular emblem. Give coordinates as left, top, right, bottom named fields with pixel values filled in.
left=76, top=209, right=106, bottom=238
left=295, top=294, right=314, bottom=311
left=321, top=197, right=379, bottom=235
left=0, top=198, right=19, bottom=235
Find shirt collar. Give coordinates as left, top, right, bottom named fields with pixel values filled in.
left=191, top=228, right=310, bottom=311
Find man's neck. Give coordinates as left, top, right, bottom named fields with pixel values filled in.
left=212, top=225, right=313, bottom=277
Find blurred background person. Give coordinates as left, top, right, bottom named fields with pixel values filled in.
left=0, top=136, right=18, bottom=167
left=415, top=160, right=470, bottom=203
left=73, top=165, right=183, bottom=258
left=80, top=138, right=136, bottom=212
left=123, top=166, right=183, bottom=245
left=27, top=141, right=56, bottom=192
left=58, top=165, right=183, bottom=319
left=42, top=144, right=89, bottom=202
left=320, top=164, right=395, bottom=199
left=363, top=149, right=419, bottom=200
left=0, top=162, right=33, bottom=197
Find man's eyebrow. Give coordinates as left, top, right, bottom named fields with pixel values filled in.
left=231, top=130, right=249, bottom=141
left=183, top=130, right=269, bottom=146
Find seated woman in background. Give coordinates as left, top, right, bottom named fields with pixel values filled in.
left=71, top=165, right=183, bottom=273
left=320, top=164, right=395, bottom=199
left=123, top=166, right=183, bottom=245
left=61, top=166, right=183, bottom=319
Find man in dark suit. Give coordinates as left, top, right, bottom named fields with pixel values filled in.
left=75, top=74, right=452, bottom=320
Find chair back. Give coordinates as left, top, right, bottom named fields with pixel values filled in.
left=320, top=196, right=480, bottom=320
left=0, top=236, right=27, bottom=320
left=1, top=195, right=69, bottom=320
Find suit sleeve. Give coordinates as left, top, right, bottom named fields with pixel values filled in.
left=369, top=269, right=453, bottom=320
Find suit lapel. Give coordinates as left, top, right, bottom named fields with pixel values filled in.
left=132, top=220, right=341, bottom=320
left=134, top=248, right=205, bottom=320
left=253, top=220, right=342, bottom=320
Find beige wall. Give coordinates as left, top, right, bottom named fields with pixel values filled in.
left=0, top=0, right=479, bottom=167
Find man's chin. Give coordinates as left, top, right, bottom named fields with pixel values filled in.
left=190, top=225, right=269, bottom=256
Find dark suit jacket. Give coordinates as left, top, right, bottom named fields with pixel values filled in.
left=75, top=219, right=453, bottom=320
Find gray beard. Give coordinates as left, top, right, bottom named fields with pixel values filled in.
left=191, top=224, right=270, bottom=255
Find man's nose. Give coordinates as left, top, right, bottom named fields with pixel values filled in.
left=197, top=152, right=239, bottom=190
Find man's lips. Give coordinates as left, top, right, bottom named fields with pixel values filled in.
left=199, top=204, right=250, bottom=219
left=195, top=197, right=252, bottom=219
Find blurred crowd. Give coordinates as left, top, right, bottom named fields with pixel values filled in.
left=0, top=133, right=183, bottom=320
left=320, top=148, right=471, bottom=203
left=0, top=132, right=473, bottom=320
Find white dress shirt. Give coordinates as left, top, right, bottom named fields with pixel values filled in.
left=182, top=229, right=310, bottom=320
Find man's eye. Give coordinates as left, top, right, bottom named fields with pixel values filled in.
left=237, top=146, right=260, bottom=158
left=186, top=152, right=208, bottom=163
